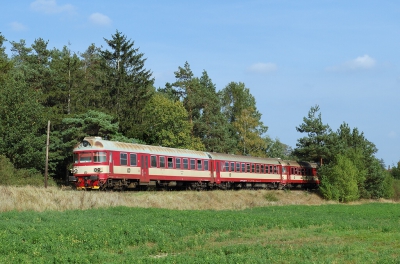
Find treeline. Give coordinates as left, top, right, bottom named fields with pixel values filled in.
left=0, top=30, right=396, bottom=201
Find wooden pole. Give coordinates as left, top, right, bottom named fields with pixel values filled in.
left=45, top=120, right=50, bottom=188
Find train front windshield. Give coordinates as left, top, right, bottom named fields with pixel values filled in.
left=74, top=152, right=107, bottom=163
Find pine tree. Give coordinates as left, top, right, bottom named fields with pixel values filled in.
left=293, top=105, right=331, bottom=164
left=101, top=30, right=154, bottom=138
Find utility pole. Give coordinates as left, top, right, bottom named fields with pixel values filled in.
left=45, top=120, right=50, bottom=188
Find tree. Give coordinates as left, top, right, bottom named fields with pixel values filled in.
left=101, top=30, right=154, bottom=138
left=319, top=154, right=359, bottom=202
left=49, top=45, right=83, bottom=115
left=264, top=136, right=293, bottom=159
left=219, top=82, right=268, bottom=155
left=390, top=162, right=400, bottom=179
left=293, top=105, right=331, bottom=164
left=0, top=69, right=47, bottom=172
left=140, top=93, right=204, bottom=150
left=0, top=34, right=12, bottom=83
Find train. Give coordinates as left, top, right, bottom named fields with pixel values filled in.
left=69, top=137, right=319, bottom=190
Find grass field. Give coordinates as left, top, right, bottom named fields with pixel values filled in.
left=1, top=200, right=399, bottom=263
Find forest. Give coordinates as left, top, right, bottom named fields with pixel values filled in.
left=0, top=30, right=397, bottom=202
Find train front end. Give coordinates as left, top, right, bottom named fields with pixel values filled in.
left=69, top=137, right=109, bottom=190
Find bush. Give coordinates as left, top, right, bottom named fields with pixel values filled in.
left=319, top=154, right=359, bottom=202
left=0, top=155, right=55, bottom=186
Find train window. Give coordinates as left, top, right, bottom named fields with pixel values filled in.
left=282, top=167, right=286, bottom=173
left=224, top=162, right=229, bottom=171
left=183, top=158, right=188, bottom=169
left=256, top=164, right=260, bottom=173
left=151, top=156, right=157, bottom=167
left=94, top=152, right=107, bottom=162
left=204, top=160, right=209, bottom=170
left=168, top=157, right=174, bottom=168
left=160, top=156, right=165, bottom=168
left=130, top=153, right=137, bottom=166
left=79, top=152, right=92, bottom=163
left=241, top=163, right=245, bottom=172
left=260, top=164, right=264, bottom=173
left=74, top=153, right=78, bottom=163
left=291, top=168, right=294, bottom=174
left=246, top=163, right=250, bottom=173
left=190, top=159, right=196, bottom=170
left=197, top=160, right=202, bottom=170
left=120, top=153, right=127, bottom=166
left=230, top=162, right=235, bottom=172
left=269, top=165, right=273, bottom=174
left=274, top=166, right=277, bottom=174
left=236, top=162, right=240, bottom=172
left=251, top=164, right=255, bottom=173
left=176, top=158, right=181, bottom=169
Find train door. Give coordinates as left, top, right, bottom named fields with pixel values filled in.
left=281, top=165, right=290, bottom=185
left=109, top=152, right=114, bottom=177
left=215, top=160, right=221, bottom=184
left=140, top=154, right=149, bottom=183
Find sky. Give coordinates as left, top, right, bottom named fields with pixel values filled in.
left=1, top=0, right=400, bottom=167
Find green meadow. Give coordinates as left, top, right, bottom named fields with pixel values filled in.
left=1, top=203, right=399, bottom=263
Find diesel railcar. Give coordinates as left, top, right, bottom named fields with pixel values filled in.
left=69, top=137, right=319, bottom=190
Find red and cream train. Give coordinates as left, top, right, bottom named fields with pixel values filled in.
left=69, top=137, right=319, bottom=190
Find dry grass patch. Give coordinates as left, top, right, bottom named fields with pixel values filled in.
left=0, top=185, right=332, bottom=212
left=0, top=185, right=395, bottom=212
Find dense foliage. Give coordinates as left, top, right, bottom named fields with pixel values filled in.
left=0, top=31, right=395, bottom=200
left=294, top=106, right=394, bottom=201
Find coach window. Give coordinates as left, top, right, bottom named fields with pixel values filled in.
left=94, top=152, right=107, bottom=162
left=236, top=162, right=240, bottom=172
left=120, top=153, right=128, bottom=166
left=230, top=162, right=235, bottom=172
left=183, top=158, right=188, bottom=169
left=256, top=164, right=260, bottom=173
left=176, top=158, right=181, bottom=169
left=224, top=161, right=229, bottom=171
left=241, top=163, right=245, bottom=173
left=168, top=157, right=174, bottom=168
left=246, top=163, right=250, bottom=173
left=160, top=156, right=166, bottom=168
left=265, top=165, right=268, bottom=173
left=270, top=166, right=273, bottom=174
left=251, top=164, right=255, bottom=173
left=197, top=160, right=202, bottom=170
left=204, top=160, right=209, bottom=170
left=151, top=155, right=157, bottom=167
left=274, top=166, right=277, bottom=174
left=130, top=153, right=137, bottom=166
left=191, top=159, right=196, bottom=170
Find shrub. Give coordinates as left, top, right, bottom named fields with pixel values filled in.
left=0, top=155, right=55, bottom=186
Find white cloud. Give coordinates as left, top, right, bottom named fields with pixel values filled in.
left=327, top=55, right=376, bottom=72
left=388, top=131, right=397, bottom=139
left=10, top=22, right=27, bottom=31
left=247, top=62, right=277, bottom=74
left=30, top=0, right=75, bottom=14
left=89, top=13, right=112, bottom=26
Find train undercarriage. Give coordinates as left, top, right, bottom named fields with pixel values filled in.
left=70, top=176, right=317, bottom=191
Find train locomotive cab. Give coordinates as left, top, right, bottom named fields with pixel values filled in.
left=70, top=138, right=109, bottom=190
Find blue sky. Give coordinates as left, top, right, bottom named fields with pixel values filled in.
left=2, top=0, right=400, bottom=166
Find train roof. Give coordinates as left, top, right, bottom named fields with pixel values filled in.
left=282, top=160, right=318, bottom=168
left=74, top=137, right=210, bottom=159
left=206, top=152, right=282, bottom=165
